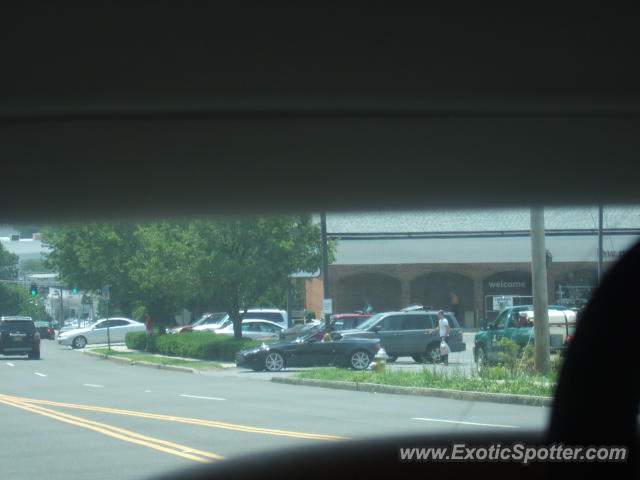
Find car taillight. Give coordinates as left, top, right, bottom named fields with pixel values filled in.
left=566, top=335, right=573, bottom=344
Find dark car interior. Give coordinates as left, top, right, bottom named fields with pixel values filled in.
left=4, top=3, right=639, bottom=479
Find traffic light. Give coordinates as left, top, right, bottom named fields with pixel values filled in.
left=30, top=283, right=37, bottom=295
left=72, top=287, right=78, bottom=294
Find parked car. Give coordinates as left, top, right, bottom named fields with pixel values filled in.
left=279, top=320, right=322, bottom=341
left=214, top=319, right=284, bottom=340
left=166, top=312, right=227, bottom=334
left=57, top=317, right=145, bottom=349
left=279, top=314, right=372, bottom=341
left=473, top=305, right=577, bottom=367
left=330, top=313, right=373, bottom=330
left=34, top=321, right=55, bottom=340
left=193, top=308, right=289, bottom=332
left=338, top=309, right=465, bottom=363
left=0, top=317, right=40, bottom=359
left=236, top=333, right=382, bottom=371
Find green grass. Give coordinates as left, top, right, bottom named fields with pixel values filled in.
left=295, top=366, right=556, bottom=397
left=90, top=349, right=224, bottom=370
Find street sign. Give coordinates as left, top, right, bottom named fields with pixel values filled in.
left=101, top=284, right=110, bottom=302
left=322, top=298, right=333, bottom=315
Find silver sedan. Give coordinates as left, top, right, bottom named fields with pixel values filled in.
left=57, top=317, right=145, bottom=349
left=214, top=319, right=284, bottom=340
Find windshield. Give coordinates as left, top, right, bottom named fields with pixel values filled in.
left=355, top=313, right=385, bottom=331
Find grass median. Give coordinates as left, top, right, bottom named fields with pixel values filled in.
left=90, top=349, right=224, bottom=370
left=294, top=366, right=556, bottom=397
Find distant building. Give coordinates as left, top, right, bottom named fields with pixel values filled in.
left=307, top=206, right=640, bottom=327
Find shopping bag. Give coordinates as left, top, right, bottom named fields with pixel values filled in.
left=440, top=340, right=451, bottom=356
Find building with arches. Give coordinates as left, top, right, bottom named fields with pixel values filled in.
left=304, top=207, right=640, bottom=327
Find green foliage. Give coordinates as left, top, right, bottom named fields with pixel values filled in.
left=495, top=337, right=522, bottom=375
left=0, top=243, right=19, bottom=280
left=0, top=283, right=51, bottom=321
left=297, top=367, right=555, bottom=397
left=43, top=216, right=329, bottom=337
left=125, top=331, right=263, bottom=361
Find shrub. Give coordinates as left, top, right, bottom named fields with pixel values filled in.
left=125, top=331, right=264, bottom=361
left=125, top=331, right=149, bottom=350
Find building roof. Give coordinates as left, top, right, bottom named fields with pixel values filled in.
left=325, top=206, right=640, bottom=237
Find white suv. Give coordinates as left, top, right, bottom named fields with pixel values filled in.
left=193, top=308, right=288, bottom=332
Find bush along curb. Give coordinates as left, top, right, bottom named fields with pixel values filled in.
left=270, top=377, right=552, bottom=407
left=82, top=350, right=195, bottom=373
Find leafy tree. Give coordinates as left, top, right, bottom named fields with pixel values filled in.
left=0, top=283, right=51, bottom=322
left=0, top=243, right=19, bottom=280
left=184, top=216, right=329, bottom=339
left=42, top=223, right=142, bottom=315
left=42, top=215, right=332, bottom=338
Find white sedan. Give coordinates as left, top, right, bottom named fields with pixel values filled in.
left=57, top=317, right=145, bottom=349
left=214, top=319, right=284, bottom=340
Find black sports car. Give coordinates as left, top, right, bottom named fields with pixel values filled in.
left=235, top=334, right=381, bottom=372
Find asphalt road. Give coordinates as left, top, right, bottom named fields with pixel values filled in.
left=1, top=339, right=549, bottom=480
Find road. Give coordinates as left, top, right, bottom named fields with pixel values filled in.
left=1, top=338, right=549, bottom=480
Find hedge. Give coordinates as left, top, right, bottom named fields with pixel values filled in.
left=124, top=331, right=264, bottom=361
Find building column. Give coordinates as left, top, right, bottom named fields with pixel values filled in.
left=473, top=277, right=484, bottom=328
left=400, top=278, right=411, bottom=307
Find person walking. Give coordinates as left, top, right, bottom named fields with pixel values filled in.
left=144, top=312, right=153, bottom=352
left=430, top=310, right=450, bottom=365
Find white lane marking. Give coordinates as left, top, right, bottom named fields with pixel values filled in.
left=179, top=394, right=226, bottom=401
left=83, top=384, right=105, bottom=388
left=6, top=363, right=15, bottom=367
left=34, top=372, right=47, bottom=377
left=411, top=417, right=518, bottom=429
left=145, top=390, right=151, bottom=393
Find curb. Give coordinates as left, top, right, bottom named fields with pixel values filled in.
left=271, top=377, right=552, bottom=407
left=83, top=350, right=195, bottom=373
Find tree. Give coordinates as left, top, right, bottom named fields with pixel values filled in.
left=184, top=216, right=329, bottom=339
left=0, top=243, right=19, bottom=280
left=41, top=215, right=332, bottom=337
left=0, top=283, right=51, bottom=322
left=42, top=223, right=142, bottom=316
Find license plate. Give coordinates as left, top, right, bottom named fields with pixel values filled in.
left=13, top=336, right=23, bottom=342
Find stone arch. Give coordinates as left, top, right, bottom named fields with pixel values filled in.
left=336, top=273, right=401, bottom=313
left=409, top=271, right=473, bottom=319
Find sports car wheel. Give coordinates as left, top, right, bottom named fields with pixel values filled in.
left=264, top=352, right=284, bottom=372
left=349, top=350, right=372, bottom=370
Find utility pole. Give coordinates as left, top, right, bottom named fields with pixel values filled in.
left=320, top=212, right=332, bottom=329
left=597, top=204, right=604, bottom=282
left=530, top=207, right=550, bottom=375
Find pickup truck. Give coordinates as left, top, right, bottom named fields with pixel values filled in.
left=473, top=305, right=577, bottom=366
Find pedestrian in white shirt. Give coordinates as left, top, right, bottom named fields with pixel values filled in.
left=429, top=310, right=450, bottom=365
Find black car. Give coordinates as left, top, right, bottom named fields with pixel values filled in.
left=35, top=321, right=56, bottom=340
left=0, top=317, right=41, bottom=359
left=236, top=334, right=381, bottom=372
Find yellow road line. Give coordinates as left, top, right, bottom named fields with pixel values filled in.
left=0, top=393, right=346, bottom=441
left=0, top=396, right=221, bottom=463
